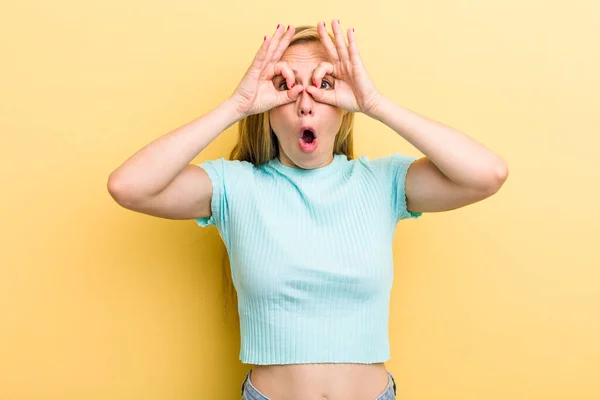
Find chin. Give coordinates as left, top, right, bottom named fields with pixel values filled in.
left=290, top=156, right=315, bottom=169
left=295, top=153, right=332, bottom=170
left=280, top=148, right=314, bottom=168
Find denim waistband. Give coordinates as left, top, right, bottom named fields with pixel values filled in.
left=241, top=368, right=397, bottom=399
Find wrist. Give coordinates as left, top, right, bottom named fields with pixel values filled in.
left=223, top=96, right=248, bottom=122
left=364, top=94, right=389, bottom=121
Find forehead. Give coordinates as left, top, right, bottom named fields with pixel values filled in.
left=280, top=42, right=330, bottom=72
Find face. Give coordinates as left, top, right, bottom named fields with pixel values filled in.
left=269, top=42, right=348, bottom=170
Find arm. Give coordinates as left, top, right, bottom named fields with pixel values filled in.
left=306, top=20, right=508, bottom=214
left=367, top=96, right=509, bottom=213
left=107, top=23, right=303, bottom=219
left=107, top=98, right=243, bottom=216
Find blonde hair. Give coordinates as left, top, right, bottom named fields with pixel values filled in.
left=220, top=25, right=356, bottom=325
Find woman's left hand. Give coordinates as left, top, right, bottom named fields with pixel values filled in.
left=305, top=20, right=382, bottom=116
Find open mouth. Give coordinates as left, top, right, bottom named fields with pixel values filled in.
left=298, top=126, right=318, bottom=153
left=301, top=129, right=315, bottom=144
left=300, top=126, right=317, bottom=143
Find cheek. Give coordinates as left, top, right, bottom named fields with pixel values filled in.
left=323, top=108, right=345, bottom=132
left=269, top=106, right=295, bottom=132
left=269, top=110, right=289, bottom=142
left=269, top=107, right=286, bottom=127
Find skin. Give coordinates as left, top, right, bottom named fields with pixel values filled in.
left=249, top=363, right=390, bottom=400
left=269, top=41, right=348, bottom=170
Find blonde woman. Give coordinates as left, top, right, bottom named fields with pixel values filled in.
left=108, top=20, right=508, bottom=400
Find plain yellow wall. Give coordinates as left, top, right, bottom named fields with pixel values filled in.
left=1, top=0, right=599, bottom=399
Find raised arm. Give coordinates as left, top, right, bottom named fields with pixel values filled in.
left=107, top=98, right=243, bottom=219
left=107, top=23, right=304, bottom=220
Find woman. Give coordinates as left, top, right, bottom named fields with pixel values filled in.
left=108, top=20, right=508, bottom=400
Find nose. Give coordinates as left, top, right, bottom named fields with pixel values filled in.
left=298, top=90, right=313, bottom=116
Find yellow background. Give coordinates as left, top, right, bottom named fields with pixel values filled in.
left=1, top=0, right=599, bottom=399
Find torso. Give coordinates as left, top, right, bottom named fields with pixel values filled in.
left=233, top=158, right=397, bottom=399
left=249, top=362, right=390, bottom=400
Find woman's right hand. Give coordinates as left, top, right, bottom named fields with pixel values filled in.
left=230, top=24, right=305, bottom=118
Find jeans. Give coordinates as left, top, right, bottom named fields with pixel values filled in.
left=241, top=368, right=397, bottom=400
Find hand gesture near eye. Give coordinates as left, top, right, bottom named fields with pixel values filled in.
left=230, top=24, right=305, bottom=118
left=305, top=20, right=382, bottom=116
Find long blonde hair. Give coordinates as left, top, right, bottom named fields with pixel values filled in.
left=220, top=25, right=356, bottom=324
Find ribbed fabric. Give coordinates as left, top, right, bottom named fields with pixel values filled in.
left=196, top=153, right=422, bottom=365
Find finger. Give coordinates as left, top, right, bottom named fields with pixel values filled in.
left=263, top=24, right=287, bottom=67
left=311, top=61, right=334, bottom=89
left=331, top=19, right=350, bottom=63
left=305, top=85, right=336, bottom=106
left=317, top=21, right=339, bottom=63
left=347, top=27, right=362, bottom=67
left=270, top=25, right=295, bottom=63
left=273, top=61, right=296, bottom=89
left=250, top=34, right=273, bottom=71
left=276, top=84, right=305, bottom=105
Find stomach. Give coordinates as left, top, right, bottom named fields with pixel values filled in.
left=248, top=362, right=390, bottom=400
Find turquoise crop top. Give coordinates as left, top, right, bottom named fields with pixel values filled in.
left=196, top=153, right=422, bottom=365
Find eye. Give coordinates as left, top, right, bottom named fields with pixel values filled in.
left=320, top=80, right=332, bottom=89
left=278, top=81, right=289, bottom=90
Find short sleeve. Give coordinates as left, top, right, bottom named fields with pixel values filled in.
left=364, top=152, right=423, bottom=222
left=194, top=157, right=254, bottom=249
left=195, top=158, right=227, bottom=229
left=390, top=153, right=423, bottom=221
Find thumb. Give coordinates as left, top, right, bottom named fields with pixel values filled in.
left=305, top=85, right=337, bottom=106
left=276, top=84, right=305, bottom=105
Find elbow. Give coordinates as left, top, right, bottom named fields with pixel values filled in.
left=485, top=158, right=509, bottom=194
left=107, top=173, right=125, bottom=204
left=107, top=173, right=138, bottom=207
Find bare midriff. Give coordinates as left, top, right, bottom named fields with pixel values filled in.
left=249, top=362, right=390, bottom=400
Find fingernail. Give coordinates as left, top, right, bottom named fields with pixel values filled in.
left=313, top=83, right=318, bottom=88
left=291, top=83, right=296, bottom=88
left=352, top=28, right=354, bottom=32
left=264, top=35, right=267, bottom=41
left=287, top=25, right=290, bottom=30
left=277, top=24, right=281, bottom=29
left=337, top=20, right=340, bottom=25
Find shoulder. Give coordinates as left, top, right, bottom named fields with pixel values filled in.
left=195, top=157, right=258, bottom=189
left=352, top=153, right=419, bottom=174
left=197, top=157, right=255, bottom=169
left=196, top=157, right=257, bottom=175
